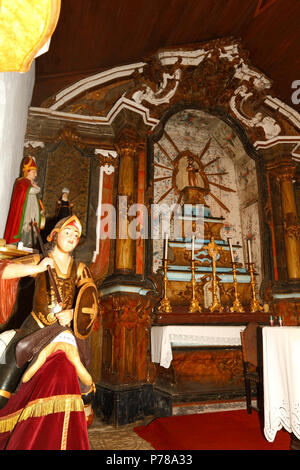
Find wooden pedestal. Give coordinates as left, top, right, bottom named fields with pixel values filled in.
left=94, top=283, right=159, bottom=425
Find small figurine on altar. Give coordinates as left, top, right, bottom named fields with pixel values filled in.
left=55, top=187, right=73, bottom=222
left=186, top=157, right=199, bottom=187
left=4, top=156, right=44, bottom=248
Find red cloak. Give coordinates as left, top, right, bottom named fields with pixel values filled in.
left=4, top=177, right=31, bottom=244
left=0, top=351, right=90, bottom=450
left=0, top=260, right=19, bottom=324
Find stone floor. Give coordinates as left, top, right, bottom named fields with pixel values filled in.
left=87, top=399, right=249, bottom=450
left=87, top=416, right=154, bottom=450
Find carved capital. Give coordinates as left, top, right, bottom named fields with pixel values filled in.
left=283, top=213, right=300, bottom=240
left=276, top=166, right=296, bottom=183
left=115, top=142, right=137, bottom=160
left=94, top=148, right=119, bottom=168
left=115, top=129, right=146, bottom=165
left=266, top=158, right=296, bottom=183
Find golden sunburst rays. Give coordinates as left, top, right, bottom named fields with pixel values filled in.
left=198, top=137, right=212, bottom=161
left=154, top=131, right=235, bottom=212
left=154, top=133, right=178, bottom=205
left=164, top=130, right=180, bottom=154
left=209, top=192, right=231, bottom=213
left=202, top=157, right=219, bottom=168
left=156, top=186, right=174, bottom=204
left=156, top=141, right=174, bottom=167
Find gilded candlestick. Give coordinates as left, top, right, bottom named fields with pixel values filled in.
left=189, top=260, right=202, bottom=313
left=157, top=259, right=172, bottom=313
left=207, top=237, right=223, bottom=313
left=248, top=262, right=263, bottom=312
left=230, top=262, right=244, bottom=313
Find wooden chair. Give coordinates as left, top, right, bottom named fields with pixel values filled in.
left=240, top=322, right=263, bottom=414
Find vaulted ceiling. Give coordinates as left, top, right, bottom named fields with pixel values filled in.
left=32, top=0, right=300, bottom=114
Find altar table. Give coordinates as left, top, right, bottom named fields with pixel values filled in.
left=151, top=325, right=245, bottom=369
left=263, top=326, right=300, bottom=443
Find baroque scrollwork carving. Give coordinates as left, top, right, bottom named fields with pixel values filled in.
left=23, top=141, right=45, bottom=161
left=178, top=47, right=237, bottom=106
left=130, top=57, right=182, bottom=107
left=229, top=85, right=281, bottom=140
left=126, top=37, right=282, bottom=144
left=54, top=126, right=82, bottom=147
left=108, top=293, right=154, bottom=324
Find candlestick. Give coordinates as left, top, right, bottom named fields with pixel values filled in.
left=230, top=262, right=244, bottom=313
left=189, top=259, right=202, bottom=313
left=192, top=235, right=195, bottom=261
left=164, top=233, right=168, bottom=260
left=248, top=262, right=263, bottom=312
left=227, top=237, right=234, bottom=263
left=157, top=258, right=172, bottom=313
left=207, top=237, right=223, bottom=313
left=247, top=239, right=252, bottom=264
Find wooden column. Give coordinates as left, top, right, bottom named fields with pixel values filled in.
left=269, top=160, right=300, bottom=279
left=115, top=142, right=136, bottom=273
left=95, top=128, right=161, bottom=426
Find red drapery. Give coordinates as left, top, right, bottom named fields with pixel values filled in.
left=0, top=351, right=90, bottom=450
left=4, top=177, right=31, bottom=245
left=0, top=260, right=19, bottom=324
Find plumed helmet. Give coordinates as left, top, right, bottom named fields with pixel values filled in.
left=47, top=215, right=82, bottom=242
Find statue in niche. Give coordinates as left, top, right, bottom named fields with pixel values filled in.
left=55, top=188, right=73, bottom=222
left=186, top=157, right=198, bottom=187
left=186, top=157, right=206, bottom=188
left=173, top=151, right=210, bottom=205
left=154, top=133, right=234, bottom=212
left=4, top=156, right=45, bottom=248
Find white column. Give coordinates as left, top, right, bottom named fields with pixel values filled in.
left=92, top=149, right=116, bottom=262
left=0, top=62, right=35, bottom=238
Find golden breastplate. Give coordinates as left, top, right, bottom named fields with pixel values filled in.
left=32, top=260, right=78, bottom=326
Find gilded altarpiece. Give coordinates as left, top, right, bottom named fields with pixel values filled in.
left=17, top=38, right=300, bottom=425
left=152, top=109, right=262, bottom=307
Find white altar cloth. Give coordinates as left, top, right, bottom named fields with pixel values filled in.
left=263, top=326, right=300, bottom=442
left=151, top=325, right=245, bottom=369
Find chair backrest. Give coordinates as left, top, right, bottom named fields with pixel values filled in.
left=240, top=322, right=259, bottom=367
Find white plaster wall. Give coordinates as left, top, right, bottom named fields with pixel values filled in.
left=0, top=62, right=35, bottom=238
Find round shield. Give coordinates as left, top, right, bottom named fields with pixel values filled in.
left=73, top=282, right=98, bottom=339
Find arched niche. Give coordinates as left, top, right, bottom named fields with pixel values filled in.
left=149, top=108, right=263, bottom=290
